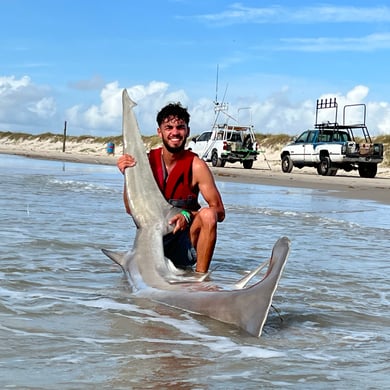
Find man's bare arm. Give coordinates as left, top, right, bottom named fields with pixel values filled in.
left=192, top=156, right=225, bottom=222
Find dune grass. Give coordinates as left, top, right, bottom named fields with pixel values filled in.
left=1, top=130, right=389, bottom=166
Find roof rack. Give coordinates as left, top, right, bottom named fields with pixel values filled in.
left=314, top=98, right=372, bottom=142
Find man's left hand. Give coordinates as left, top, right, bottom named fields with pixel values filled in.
left=169, top=213, right=189, bottom=234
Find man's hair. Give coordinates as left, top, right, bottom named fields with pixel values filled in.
left=156, top=103, right=190, bottom=126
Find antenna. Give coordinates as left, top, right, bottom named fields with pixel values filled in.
left=212, top=65, right=235, bottom=124
left=215, top=64, right=219, bottom=103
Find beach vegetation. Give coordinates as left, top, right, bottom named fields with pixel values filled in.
left=0, top=131, right=37, bottom=141
left=254, top=133, right=292, bottom=150
left=0, top=130, right=389, bottom=167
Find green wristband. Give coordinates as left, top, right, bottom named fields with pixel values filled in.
left=180, top=210, right=192, bottom=224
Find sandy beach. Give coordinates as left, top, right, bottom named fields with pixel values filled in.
left=1, top=136, right=389, bottom=204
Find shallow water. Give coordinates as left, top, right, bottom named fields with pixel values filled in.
left=0, top=154, right=389, bottom=389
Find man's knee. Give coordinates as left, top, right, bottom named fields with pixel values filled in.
left=197, top=208, right=218, bottom=228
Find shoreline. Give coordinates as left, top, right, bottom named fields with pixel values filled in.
left=1, top=146, right=389, bottom=205
left=212, top=165, right=390, bottom=204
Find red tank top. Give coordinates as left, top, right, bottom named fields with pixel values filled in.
left=148, top=148, right=200, bottom=211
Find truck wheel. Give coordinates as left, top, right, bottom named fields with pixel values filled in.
left=358, top=163, right=377, bottom=178
left=281, top=155, right=293, bottom=173
left=211, top=151, right=223, bottom=167
left=320, top=167, right=338, bottom=176
left=317, top=156, right=332, bottom=176
left=243, top=160, right=253, bottom=169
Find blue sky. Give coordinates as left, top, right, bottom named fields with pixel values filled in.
left=1, top=0, right=390, bottom=136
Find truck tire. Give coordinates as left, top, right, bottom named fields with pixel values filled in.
left=317, top=156, right=332, bottom=176
left=211, top=151, right=224, bottom=167
left=243, top=160, right=253, bottom=169
left=281, top=155, right=293, bottom=173
left=319, top=166, right=338, bottom=176
left=358, top=163, right=377, bottom=178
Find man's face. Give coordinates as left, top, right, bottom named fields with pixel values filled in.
left=157, top=115, right=189, bottom=153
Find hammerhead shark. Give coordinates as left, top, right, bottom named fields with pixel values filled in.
left=102, top=89, right=290, bottom=337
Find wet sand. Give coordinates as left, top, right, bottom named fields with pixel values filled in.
left=212, top=165, right=390, bottom=204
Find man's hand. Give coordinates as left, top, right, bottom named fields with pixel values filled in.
left=169, top=213, right=190, bottom=234
left=117, top=154, right=137, bottom=174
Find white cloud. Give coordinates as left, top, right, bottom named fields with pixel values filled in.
left=196, top=4, right=390, bottom=25
left=203, top=84, right=389, bottom=136
left=28, top=97, right=56, bottom=118
left=367, top=101, right=390, bottom=134
left=0, top=75, right=57, bottom=130
left=279, top=33, right=390, bottom=52
left=314, top=85, right=390, bottom=133
left=66, top=82, right=122, bottom=132
left=65, top=80, right=190, bottom=135
left=1, top=75, right=389, bottom=136
left=0, top=75, right=30, bottom=92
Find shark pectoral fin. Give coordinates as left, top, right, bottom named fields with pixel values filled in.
left=101, top=248, right=128, bottom=271
left=164, top=256, right=186, bottom=276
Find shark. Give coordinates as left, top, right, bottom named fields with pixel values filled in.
left=102, top=89, right=290, bottom=337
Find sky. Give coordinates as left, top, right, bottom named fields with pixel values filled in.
left=1, top=0, right=390, bottom=137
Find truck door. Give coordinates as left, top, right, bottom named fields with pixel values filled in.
left=191, top=131, right=212, bottom=158
left=303, top=131, right=317, bottom=162
left=290, top=130, right=310, bottom=162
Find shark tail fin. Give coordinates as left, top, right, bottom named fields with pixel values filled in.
left=101, top=248, right=128, bottom=271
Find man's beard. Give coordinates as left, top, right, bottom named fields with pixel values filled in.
left=162, top=138, right=186, bottom=153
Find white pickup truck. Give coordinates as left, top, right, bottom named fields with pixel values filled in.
left=280, top=99, right=384, bottom=178
left=188, top=125, right=259, bottom=169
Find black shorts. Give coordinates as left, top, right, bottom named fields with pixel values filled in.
left=163, top=229, right=197, bottom=269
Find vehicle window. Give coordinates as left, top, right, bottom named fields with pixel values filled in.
left=318, top=132, right=331, bottom=142
left=230, top=133, right=242, bottom=142
left=307, top=131, right=316, bottom=143
left=198, top=132, right=211, bottom=142
left=296, top=131, right=309, bottom=143
left=333, top=132, right=349, bottom=142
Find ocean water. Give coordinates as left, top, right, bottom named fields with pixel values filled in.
left=0, top=154, right=389, bottom=389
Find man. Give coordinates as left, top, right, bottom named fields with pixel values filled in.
left=117, top=103, right=225, bottom=273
